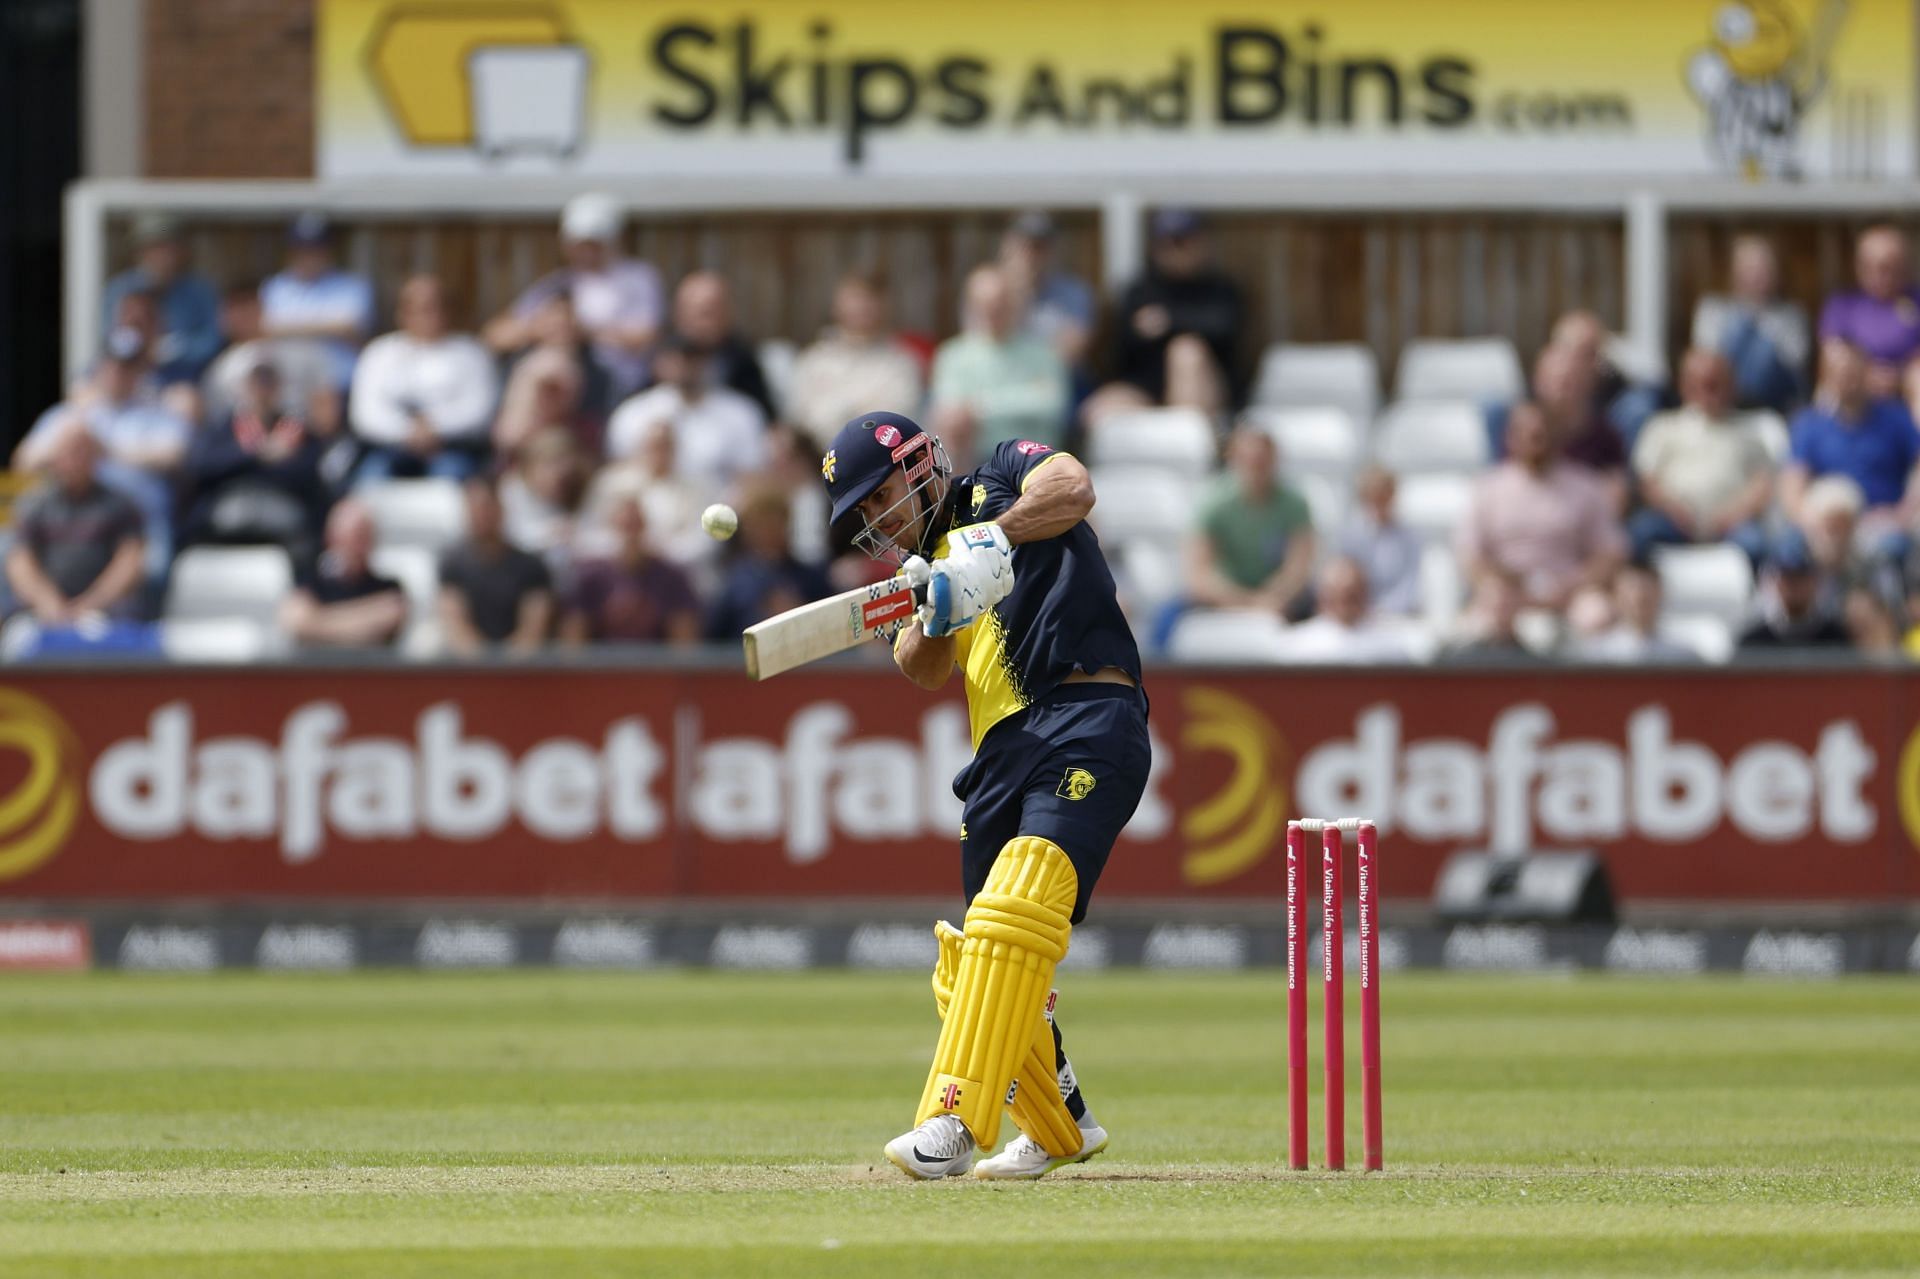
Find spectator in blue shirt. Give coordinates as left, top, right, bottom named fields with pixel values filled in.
left=260, top=212, right=375, bottom=391
left=102, top=213, right=222, bottom=386
left=1782, top=338, right=1920, bottom=563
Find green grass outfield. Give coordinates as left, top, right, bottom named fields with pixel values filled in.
left=2, top=970, right=1918, bottom=1277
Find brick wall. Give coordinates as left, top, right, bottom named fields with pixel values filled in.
left=144, top=0, right=314, bottom=177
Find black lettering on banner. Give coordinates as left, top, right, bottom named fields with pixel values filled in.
left=1142, top=56, right=1192, bottom=127
left=1338, top=59, right=1402, bottom=125
left=1299, top=24, right=1323, bottom=125
left=809, top=22, right=833, bottom=125
left=1215, top=27, right=1287, bottom=125
left=1082, top=77, right=1135, bottom=125
left=1421, top=58, right=1476, bottom=126
left=1013, top=64, right=1070, bottom=124
left=651, top=23, right=718, bottom=126
left=735, top=22, right=793, bottom=126
left=846, top=59, right=917, bottom=163
left=936, top=58, right=990, bottom=127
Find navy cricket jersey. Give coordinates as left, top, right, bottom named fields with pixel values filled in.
left=932, top=440, right=1143, bottom=748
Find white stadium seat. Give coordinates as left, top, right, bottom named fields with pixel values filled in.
left=1659, top=612, right=1737, bottom=664
left=1250, top=342, right=1381, bottom=425
left=757, top=338, right=798, bottom=420
left=1395, top=337, right=1525, bottom=405
left=164, top=545, right=293, bottom=627
left=1653, top=544, right=1755, bottom=630
left=370, top=544, right=446, bottom=659
left=1293, top=473, right=1351, bottom=547
left=1750, top=410, right=1790, bottom=466
left=1166, top=609, right=1290, bottom=663
left=359, top=479, right=467, bottom=552
left=1089, top=408, right=1217, bottom=475
left=1393, top=472, right=1476, bottom=544
left=160, top=617, right=271, bottom=663
left=1088, top=467, right=1200, bottom=544
left=1114, top=539, right=1184, bottom=619
left=1420, top=542, right=1467, bottom=636
left=1244, top=406, right=1363, bottom=479
left=1373, top=401, right=1490, bottom=475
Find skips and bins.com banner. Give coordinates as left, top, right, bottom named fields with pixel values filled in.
left=0, top=668, right=1916, bottom=904
left=316, top=0, right=1914, bottom=180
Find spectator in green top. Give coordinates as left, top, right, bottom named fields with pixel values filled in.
left=929, top=264, right=1070, bottom=468
left=1186, top=425, right=1316, bottom=617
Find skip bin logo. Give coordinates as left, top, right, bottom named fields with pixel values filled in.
left=366, top=5, right=592, bottom=160
left=0, top=688, right=83, bottom=882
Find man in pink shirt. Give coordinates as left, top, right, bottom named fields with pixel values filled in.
left=1459, top=401, right=1626, bottom=617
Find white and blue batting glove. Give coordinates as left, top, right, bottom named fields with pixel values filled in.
left=921, top=524, right=1014, bottom=638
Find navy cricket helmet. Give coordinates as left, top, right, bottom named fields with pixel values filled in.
left=821, top=411, right=950, bottom=559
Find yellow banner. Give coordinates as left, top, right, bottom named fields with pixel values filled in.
left=318, top=0, right=1913, bottom=180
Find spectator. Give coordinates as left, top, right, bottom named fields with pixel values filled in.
left=670, top=271, right=776, bottom=421
left=787, top=273, right=924, bottom=450
left=485, top=193, right=662, bottom=399
left=1576, top=559, right=1700, bottom=663
left=4, top=426, right=145, bottom=624
left=500, top=426, right=589, bottom=571
left=998, top=210, right=1096, bottom=374
left=103, top=213, right=221, bottom=386
left=1459, top=401, right=1625, bottom=617
left=177, top=353, right=335, bottom=564
left=1335, top=466, right=1422, bottom=616
left=1550, top=308, right=1661, bottom=444
left=928, top=265, right=1070, bottom=465
left=581, top=415, right=717, bottom=571
left=14, top=327, right=190, bottom=581
left=1739, top=534, right=1850, bottom=649
left=1845, top=584, right=1902, bottom=657
left=1627, top=349, right=1776, bottom=561
left=706, top=485, right=831, bottom=639
left=1691, top=234, right=1809, bottom=412
left=1533, top=343, right=1626, bottom=502
left=605, top=334, right=767, bottom=495
left=349, top=274, right=497, bottom=485
left=202, top=281, right=338, bottom=432
left=493, top=291, right=613, bottom=454
left=1781, top=339, right=1920, bottom=561
left=1443, top=572, right=1541, bottom=662
left=277, top=499, right=407, bottom=651
left=438, top=477, right=553, bottom=656
left=259, top=212, right=376, bottom=390
left=559, top=495, right=703, bottom=646
left=1086, top=208, right=1244, bottom=428
left=1273, top=557, right=1418, bottom=663
left=1184, top=426, right=1315, bottom=618
left=1818, top=225, right=1920, bottom=408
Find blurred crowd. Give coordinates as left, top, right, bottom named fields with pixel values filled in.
left=7, top=196, right=1920, bottom=665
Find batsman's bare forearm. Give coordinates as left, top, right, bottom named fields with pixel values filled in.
left=994, top=455, right=1094, bottom=545
left=893, top=619, right=956, bottom=690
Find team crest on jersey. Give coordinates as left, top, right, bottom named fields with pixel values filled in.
left=820, top=449, right=837, bottom=482
left=971, top=484, right=987, bottom=514
left=1056, top=768, right=1097, bottom=800
left=1014, top=440, right=1052, bottom=455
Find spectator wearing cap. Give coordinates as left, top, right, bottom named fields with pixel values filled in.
left=349, top=274, right=498, bottom=486
left=669, top=271, right=776, bottom=421
left=787, top=273, right=924, bottom=451
left=102, top=213, right=221, bottom=386
left=1691, top=234, right=1809, bottom=413
left=1183, top=425, right=1315, bottom=622
left=1782, top=339, right=1920, bottom=562
left=1459, top=401, right=1625, bottom=619
left=438, top=476, right=554, bottom=656
left=260, top=212, right=376, bottom=390
left=1627, top=349, right=1776, bottom=562
left=5, top=425, right=146, bottom=625
left=1273, top=557, right=1418, bottom=664
left=605, top=333, right=767, bottom=497
left=1576, top=559, right=1700, bottom=663
left=1085, top=207, right=1245, bottom=430
left=177, top=351, right=334, bottom=564
left=559, top=495, right=703, bottom=646
left=202, top=280, right=339, bottom=433
left=928, top=264, right=1070, bottom=466
left=1739, top=531, right=1851, bottom=649
left=1818, top=225, right=1920, bottom=411
left=706, top=484, right=831, bottom=640
left=1335, top=467, right=1423, bottom=616
left=998, top=210, right=1096, bottom=375
left=14, top=327, right=190, bottom=582
left=486, top=193, right=663, bottom=400
left=278, top=499, right=408, bottom=651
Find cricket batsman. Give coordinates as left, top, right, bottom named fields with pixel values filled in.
left=821, top=411, right=1150, bottom=1180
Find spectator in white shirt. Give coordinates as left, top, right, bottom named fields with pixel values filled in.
left=1335, top=466, right=1423, bottom=616
left=202, top=280, right=339, bottom=433
left=259, top=212, right=375, bottom=390
left=1626, top=348, right=1776, bottom=563
left=605, top=333, right=767, bottom=495
left=581, top=415, right=718, bottom=573
left=1275, top=557, right=1419, bottom=664
left=485, top=193, right=663, bottom=399
left=349, top=274, right=498, bottom=486
left=1691, top=234, right=1808, bottom=412
left=787, top=273, right=924, bottom=449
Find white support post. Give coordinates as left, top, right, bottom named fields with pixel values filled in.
left=1625, top=189, right=1668, bottom=375
left=1101, top=190, right=1143, bottom=296
left=64, top=183, right=107, bottom=386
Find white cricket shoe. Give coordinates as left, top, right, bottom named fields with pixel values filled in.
left=972, top=1121, right=1109, bottom=1180
left=883, top=1114, right=976, bottom=1181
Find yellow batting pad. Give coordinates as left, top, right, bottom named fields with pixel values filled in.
left=929, top=919, right=1083, bottom=1158
left=916, top=837, right=1077, bottom=1151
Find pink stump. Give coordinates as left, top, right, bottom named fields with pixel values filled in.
left=1285, top=823, right=1308, bottom=1170
left=1322, top=825, right=1345, bottom=1172
left=1358, top=822, right=1383, bottom=1172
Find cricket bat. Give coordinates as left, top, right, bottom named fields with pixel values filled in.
left=742, top=568, right=926, bottom=680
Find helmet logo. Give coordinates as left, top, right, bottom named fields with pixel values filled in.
left=874, top=423, right=901, bottom=447
left=821, top=449, right=837, bottom=482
